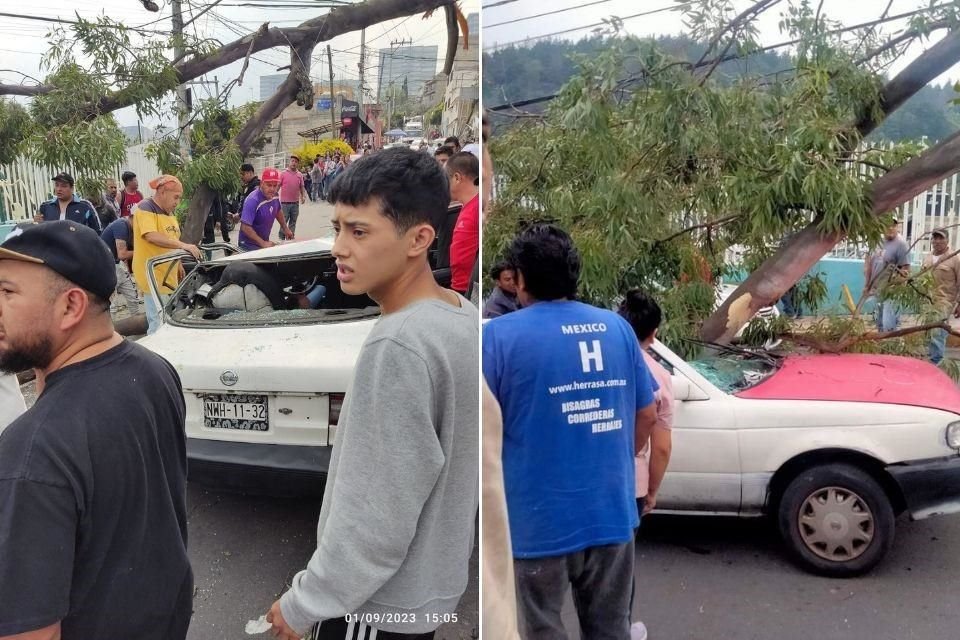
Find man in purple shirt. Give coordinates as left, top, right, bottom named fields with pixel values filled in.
left=238, top=167, right=295, bottom=251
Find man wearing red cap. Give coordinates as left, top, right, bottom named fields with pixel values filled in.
left=238, top=168, right=295, bottom=251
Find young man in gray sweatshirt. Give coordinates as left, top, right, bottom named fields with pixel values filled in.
left=267, top=147, right=479, bottom=640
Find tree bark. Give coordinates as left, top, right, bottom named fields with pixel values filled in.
left=182, top=41, right=315, bottom=243
left=701, top=27, right=960, bottom=344
left=0, top=0, right=454, bottom=115
left=701, top=129, right=960, bottom=343
left=856, top=27, right=960, bottom=138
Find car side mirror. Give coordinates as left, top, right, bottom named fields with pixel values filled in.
left=671, top=375, right=708, bottom=401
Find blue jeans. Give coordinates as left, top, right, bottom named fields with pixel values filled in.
left=930, top=327, right=947, bottom=364
left=873, top=298, right=900, bottom=332
left=145, top=294, right=162, bottom=335
left=280, top=202, right=299, bottom=240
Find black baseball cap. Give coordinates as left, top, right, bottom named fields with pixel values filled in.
left=52, top=172, right=74, bottom=187
left=0, top=221, right=117, bottom=300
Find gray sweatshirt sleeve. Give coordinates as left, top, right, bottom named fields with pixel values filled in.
left=280, top=338, right=445, bottom=633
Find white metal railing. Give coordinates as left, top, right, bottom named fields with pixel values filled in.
left=250, top=152, right=289, bottom=175
left=0, top=142, right=160, bottom=221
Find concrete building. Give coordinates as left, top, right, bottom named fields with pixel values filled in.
left=376, top=45, right=439, bottom=103
left=256, top=81, right=380, bottom=155
left=420, top=73, right=449, bottom=109
left=259, top=74, right=287, bottom=100
left=440, top=13, right=480, bottom=140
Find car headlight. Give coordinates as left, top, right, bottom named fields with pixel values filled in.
left=947, top=421, right=960, bottom=449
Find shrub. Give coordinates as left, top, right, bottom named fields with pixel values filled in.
left=290, top=139, right=354, bottom=162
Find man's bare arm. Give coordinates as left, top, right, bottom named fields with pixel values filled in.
left=1, top=622, right=62, bottom=640
left=115, top=239, right=133, bottom=262
left=240, top=222, right=274, bottom=248
left=634, top=403, right=657, bottom=456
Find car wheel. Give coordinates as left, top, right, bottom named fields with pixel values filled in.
left=777, top=464, right=895, bottom=577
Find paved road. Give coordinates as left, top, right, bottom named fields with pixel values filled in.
left=185, top=484, right=478, bottom=640
left=557, top=512, right=960, bottom=640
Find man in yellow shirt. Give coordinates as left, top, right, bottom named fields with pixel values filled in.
left=131, top=175, right=201, bottom=334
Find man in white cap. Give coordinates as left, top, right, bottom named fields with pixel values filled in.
left=922, top=227, right=960, bottom=364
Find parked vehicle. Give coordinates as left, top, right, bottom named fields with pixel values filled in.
left=139, top=205, right=462, bottom=494
left=647, top=339, right=960, bottom=576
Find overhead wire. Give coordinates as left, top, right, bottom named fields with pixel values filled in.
left=483, top=2, right=697, bottom=50
left=484, top=0, right=614, bottom=29
left=0, top=10, right=170, bottom=35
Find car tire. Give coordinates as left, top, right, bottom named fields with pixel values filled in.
left=777, top=463, right=895, bottom=577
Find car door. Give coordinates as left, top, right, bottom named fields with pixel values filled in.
left=649, top=342, right=743, bottom=515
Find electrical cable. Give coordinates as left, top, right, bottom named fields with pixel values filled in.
left=484, top=0, right=614, bottom=29
left=483, top=2, right=696, bottom=51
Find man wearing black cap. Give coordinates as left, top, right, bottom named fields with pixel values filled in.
left=33, top=173, right=102, bottom=234
left=0, top=221, right=192, bottom=639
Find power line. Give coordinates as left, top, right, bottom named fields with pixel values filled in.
left=483, top=2, right=696, bottom=51
left=483, top=0, right=518, bottom=8
left=0, top=10, right=170, bottom=34
left=484, top=0, right=614, bottom=30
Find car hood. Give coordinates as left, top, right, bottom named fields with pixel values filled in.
left=735, top=353, right=960, bottom=414
left=138, top=319, right=375, bottom=393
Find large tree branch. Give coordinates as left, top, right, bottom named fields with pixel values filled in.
left=702, top=129, right=960, bottom=344
left=856, top=27, right=960, bottom=138
left=701, top=26, right=960, bottom=345
left=0, top=0, right=454, bottom=117
left=784, top=321, right=960, bottom=353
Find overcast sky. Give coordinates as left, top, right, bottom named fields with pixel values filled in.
left=483, top=0, right=960, bottom=86
left=0, top=0, right=478, bottom=127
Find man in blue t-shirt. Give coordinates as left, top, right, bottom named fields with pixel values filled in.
left=482, top=224, right=658, bottom=640
left=100, top=217, right=139, bottom=311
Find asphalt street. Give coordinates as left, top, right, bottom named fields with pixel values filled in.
left=560, top=513, right=960, bottom=640
left=184, top=484, right=478, bottom=640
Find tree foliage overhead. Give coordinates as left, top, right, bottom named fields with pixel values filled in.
left=0, top=0, right=459, bottom=241
left=485, top=0, right=960, bottom=360
left=484, top=26, right=960, bottom=144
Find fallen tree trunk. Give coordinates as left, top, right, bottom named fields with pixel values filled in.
left=702, top=27, right=960, bottom=344
left=702, top=129, right=960, bottom=343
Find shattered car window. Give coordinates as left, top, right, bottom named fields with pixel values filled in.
left=165, top=254, right=380, bottom=327
left=689, top=355, right=776, bottom=393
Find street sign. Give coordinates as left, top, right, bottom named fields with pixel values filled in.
left=316, top=98, right=332, bottom=110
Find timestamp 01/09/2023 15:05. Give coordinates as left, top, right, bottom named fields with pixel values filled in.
left=343, top=613, right=459, bottom=626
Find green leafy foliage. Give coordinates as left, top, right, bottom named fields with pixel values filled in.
left=0, top=99, right=32, bottom=165
left=485, top=3, right=937, bottom=358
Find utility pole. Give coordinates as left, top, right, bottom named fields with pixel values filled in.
left=327, top=44, right=336, bottom=142
left=357, top=28, right=366, bottom=148
left=387, top=38, right=410, bottom=130
left=171, top=0, right=190, bottom=158
left=357, top=28, right=365, bottom=108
